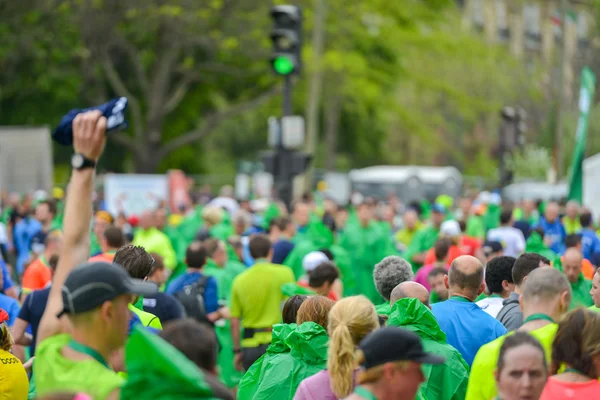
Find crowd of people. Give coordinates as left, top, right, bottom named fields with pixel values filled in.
left=1, top=111, right=600, bottom=399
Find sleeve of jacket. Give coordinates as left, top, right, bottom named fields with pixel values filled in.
left=499, top=305, right=523, bottom=331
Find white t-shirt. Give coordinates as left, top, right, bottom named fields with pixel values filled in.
left=477, top=296, right=505, bottom=318
left=487, top=226, right=526, bottom=258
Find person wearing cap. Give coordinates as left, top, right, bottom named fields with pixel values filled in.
left=481, top=240, right=504, bottom=264
left=34, top=110, right=158, bottom=400
left=486, top=209, right=526, bottom=258
left=431, top=256, right=507, bottom=366
left=230, top=234, right=295, bottom=371
left=298, top=251, right=329, bottom=285
left=403, top=203, right=446, bottom=273
left=423, top=220, right=465, bottom=265
left=346, top=326, right=445, bottom=400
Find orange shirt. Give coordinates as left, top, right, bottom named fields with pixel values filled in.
left=424, top=245, right=465, bottom=266
left=89, top=252, right=116, bottom=263
left=560, top=256, right=595, bottom=280
left=540, top=376, right=600, bottom=399
left=22, top=258, right=51, bottom=294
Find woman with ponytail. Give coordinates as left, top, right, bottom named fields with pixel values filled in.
left=294, top=296, right=379, bottom=400
left=0, top=308, right=29, bottom=398
left=539, top=308, right=600, bottom=399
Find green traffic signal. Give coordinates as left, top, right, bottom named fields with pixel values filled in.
left=273, top=55, right=294, bottom=75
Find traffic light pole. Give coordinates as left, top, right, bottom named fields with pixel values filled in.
left=274, top=75, right=294, bottom=209
left=283, top=74, right=293, bottom=117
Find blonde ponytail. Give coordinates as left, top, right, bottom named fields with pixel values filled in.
left=328, top=322, right=355, bottom=398
left=327, top=296, right=379, bottom=398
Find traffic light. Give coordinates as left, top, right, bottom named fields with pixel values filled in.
left=270, top=5, right=302, bottom=76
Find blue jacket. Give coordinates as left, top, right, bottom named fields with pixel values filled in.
left=580, top=228, right=600, bottom=261
left=536, top=218, right=566, bottom=255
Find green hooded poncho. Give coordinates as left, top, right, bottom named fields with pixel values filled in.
left=339, top=220, right=396, bottom=304
left=121, top=326, right=217, bottom=399
left=525, top=232, right=557, bottom=261
left=387, top=298, right=470, bottom=400
left=283, top=222, right=356, bottom=296
left=237, top=322, right=328, bottom=400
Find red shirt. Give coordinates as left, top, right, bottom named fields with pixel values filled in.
left=540, top=376, right=600, bottom=399
left=298, top=280, right=338, bottom=301
left=424, top=245, right=464, bottom=266
left=460, top=236, right=481, bottom=257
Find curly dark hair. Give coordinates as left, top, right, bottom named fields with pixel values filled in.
left=485, top=256, right=516, bottom=295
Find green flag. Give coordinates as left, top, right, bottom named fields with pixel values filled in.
left=568, top=67, right=596, bottom=202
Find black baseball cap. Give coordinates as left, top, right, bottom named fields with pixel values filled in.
left=483, top=240, right=503, bottom=257
left=358, top=327, right=445, bottom=369
left=57, top=261, right=157, bottom=317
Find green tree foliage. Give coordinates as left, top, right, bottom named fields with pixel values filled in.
left=0, top=0, right=546, bottom=178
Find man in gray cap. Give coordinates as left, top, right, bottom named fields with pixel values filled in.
left=35, top=110, right=157, bottom=400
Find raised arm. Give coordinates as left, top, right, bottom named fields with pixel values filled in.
left=37, top=111, right=107, bottom=344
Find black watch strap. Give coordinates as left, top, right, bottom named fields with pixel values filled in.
left=72, top=153, right=97, bottom=170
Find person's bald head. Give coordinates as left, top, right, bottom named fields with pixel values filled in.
left=447, top=255, right=485, bottom=301
left=563, top=247, right=583, bottom=283
left=521, top=267, right=571, bottom=320
left=390, top=282, right=430, bottom=308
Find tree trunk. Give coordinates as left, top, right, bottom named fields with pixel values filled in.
left=324, top=91, right=341, bottom=171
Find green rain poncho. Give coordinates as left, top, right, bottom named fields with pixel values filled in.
left=483, top=203, right=501, bottom=231
left=283, top=222, right=356, bottom=296
left=525, top=232, right=557, bottom=261
left=122, top=326, right=217, bottom=399
left=204, top=258, right=246, bottom=388
left=403, top=225, right=439, bottom=273
left=237, top=322, right=328, bottom=400
left=339, top=220, right=395, bottom=304
left=465, top=215, right=486, bottom=241
left=387, top=298, right=469, bottom=400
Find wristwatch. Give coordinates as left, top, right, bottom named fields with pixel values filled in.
left=71, top=153, right=96, bottom=170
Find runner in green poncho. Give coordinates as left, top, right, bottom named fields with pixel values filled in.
left=387, top=298, right=469, bottom=400
left=237, top=322, right=329, bottom=400
left=283, top=221, right=356, bottom=296
left=403, top=204, right=446, bottom=273
left=339, top=203, right=396, bottom=304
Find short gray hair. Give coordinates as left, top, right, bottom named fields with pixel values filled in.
left=522, top=267, right=572, bottom=304
left=373, top=256, right=413, bottom=301
left=233, top=210, right=252, bottom=227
